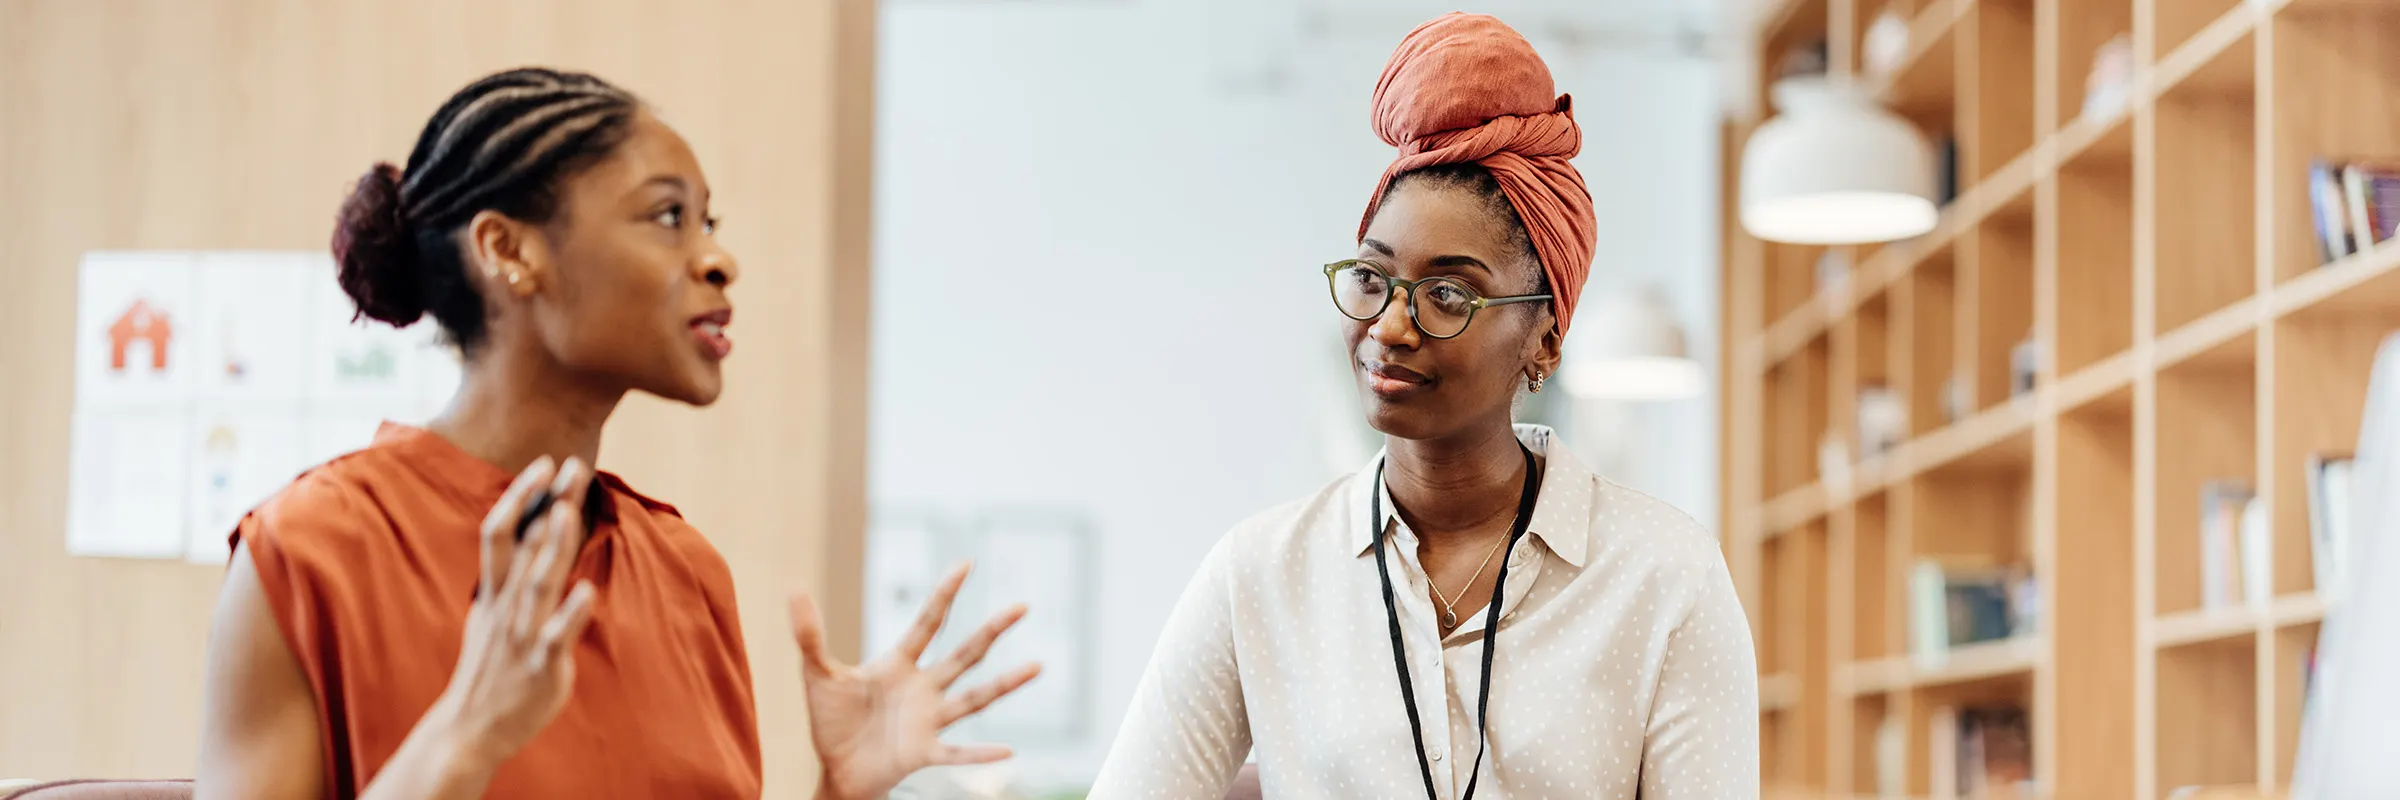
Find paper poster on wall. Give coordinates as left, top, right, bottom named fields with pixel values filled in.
left=183, top=408, right=306, bottom=564
left=66, top=408, right=193, bottom=559
left=191, top=252, right=316, bottom=402
left=74, top=252, right=199, bottom=409
left=67, top=250, right=462, bottom=561
left=307, top=269, right=425, bottom=405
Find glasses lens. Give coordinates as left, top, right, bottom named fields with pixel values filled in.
left=1414, top=278, right=1479, bottom=337
left=1330, top=263, right=1391, bottom=320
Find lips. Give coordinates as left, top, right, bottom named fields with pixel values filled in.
left=1363, top=360, right=1432, bottom=398
left=690, top=308, right=733, bottom=360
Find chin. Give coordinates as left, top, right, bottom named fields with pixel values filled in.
left=653, top=368, right=725, bottom=407
left=1359, top=394, right=1440, bottom=442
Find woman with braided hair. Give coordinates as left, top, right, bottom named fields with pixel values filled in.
left=194, top=68, right=1036, bottom=800
left=1089, top=15, right=1759, bottom=800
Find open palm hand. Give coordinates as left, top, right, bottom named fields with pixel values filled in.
left=791, top=564, right=1041, bottom=800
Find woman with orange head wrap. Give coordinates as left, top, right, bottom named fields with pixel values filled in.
left=1091, top=14, right=1757, bottom=799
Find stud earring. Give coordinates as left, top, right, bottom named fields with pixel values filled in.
left=1529, top=371, right=1546, bottom=394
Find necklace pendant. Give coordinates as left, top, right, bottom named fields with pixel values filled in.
left=1440, top=608, right=1458, bottom=630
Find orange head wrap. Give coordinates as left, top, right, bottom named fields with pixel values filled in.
left=1359, top=12, right=1599, bottom=335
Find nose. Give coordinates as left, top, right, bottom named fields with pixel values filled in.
left=694, top=242, right=740, bottom=289
left=1367, top=283, right=1420, bottom=349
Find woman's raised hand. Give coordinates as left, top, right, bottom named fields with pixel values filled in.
left=791, top=563, right=1043, bottom=800
left=426, top=456, right=600, bottom=762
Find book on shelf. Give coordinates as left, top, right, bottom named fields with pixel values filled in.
left=2342, top=162, right=2400, bottom=254
left=2307, top=452, right=2355, bottom=603
left=1929, top=704, right=2035, bottom=800
left=1910, top=558, right=2036, bottom=668
left=2242, top=493, right=2271, bottom=608
left=2198, top=480, right=2270, bottom=609
left=2308, top=159, right=2400, bottom=265
left=2312, top=160, right=2355, bottom=264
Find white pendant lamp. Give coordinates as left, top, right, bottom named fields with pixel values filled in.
left=1564, top=288, right=1704, bottom=402
left=1740, top=75, right=1938, bottom=245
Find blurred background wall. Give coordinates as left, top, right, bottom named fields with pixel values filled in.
left=0, top=2, right=874, bottom=796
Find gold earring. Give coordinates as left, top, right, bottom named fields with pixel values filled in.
left=1530, top=372, right=1546, bottom=393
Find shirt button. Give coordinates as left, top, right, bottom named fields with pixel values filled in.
left=1432, top=753, right=1444, bottom=762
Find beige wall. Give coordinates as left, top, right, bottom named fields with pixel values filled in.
left=0, top=1, right=876, bottom=795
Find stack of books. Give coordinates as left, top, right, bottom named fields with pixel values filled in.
left=1928, top=705, right=2036, bottom=800
left=2308, top=453, right=2356, bottom=603
left=2197, top=480, right=2270, bottom=609
left=1910, top=558, right=2037, bottom=668
left=2307, top=159, right=2400, bottom=265
left=2190, top=455, right=2354, bottom=611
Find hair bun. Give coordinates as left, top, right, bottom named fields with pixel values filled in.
left=331, top=162, right=427, bottom=326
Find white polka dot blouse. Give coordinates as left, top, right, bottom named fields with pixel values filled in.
left=1089, top=425, right=1761, bottom=800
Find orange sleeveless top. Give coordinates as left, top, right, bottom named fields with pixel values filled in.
left=233, top=424, right=763, bottom=799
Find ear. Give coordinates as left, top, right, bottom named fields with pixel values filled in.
left=1525, top=309, right=1564, bottom=384
left=464, top=209, right=554, bottom=298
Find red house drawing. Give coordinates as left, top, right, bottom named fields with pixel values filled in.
left=107, top=298, right=174, bottom=372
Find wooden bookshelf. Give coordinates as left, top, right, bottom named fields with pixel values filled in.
left=1725, top=0, right=2393, bottom=797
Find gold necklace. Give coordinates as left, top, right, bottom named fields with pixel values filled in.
left=1430, top=531, right=1512, bottom=631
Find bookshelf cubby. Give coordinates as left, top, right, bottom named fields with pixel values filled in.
left=2057, top=124, right=2137, bottom=375
left=2156, top=637, right=2260, bottom=791
left=1728, top=0, right=2394, bottom=797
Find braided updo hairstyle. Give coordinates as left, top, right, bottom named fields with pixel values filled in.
left=330, top=67, right=639, bottom=351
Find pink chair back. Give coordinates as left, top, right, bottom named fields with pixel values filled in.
left=5, top=781, right=192, bottom=800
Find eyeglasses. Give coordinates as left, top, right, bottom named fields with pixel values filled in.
left=1322, top=260, right=1552, bottom=340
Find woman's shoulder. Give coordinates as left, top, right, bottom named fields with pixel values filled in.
left=1580, top=477, right=1731, bottom=578
left=246, top=447, right=415, bottom=542
left=1591, top=478, right=1714, bottom=541
left=238, top=438, right=490, bottom=575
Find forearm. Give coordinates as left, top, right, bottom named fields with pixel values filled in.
left=357, top=700, right=505, bottom=800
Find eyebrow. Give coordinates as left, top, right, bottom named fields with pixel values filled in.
left=1428, top=255, right=1491, bottom=274
left=1358, top=238, right=1494, bottom=275
left=638, top=172, right=686, bottom=193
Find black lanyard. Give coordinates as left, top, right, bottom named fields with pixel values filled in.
left=1370, top=443, right=1539, bottom=800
